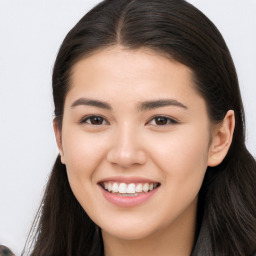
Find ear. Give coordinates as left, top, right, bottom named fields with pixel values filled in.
left=53, top=119, right=66, bottom=164
left=208, top=110, right=235, bottom=167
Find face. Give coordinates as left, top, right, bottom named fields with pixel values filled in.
left=56, top=46, right=214, bottom=241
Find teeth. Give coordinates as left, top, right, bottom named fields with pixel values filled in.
left=143, top=183, right=149, bottom=192
left=107, top=183, right=112, bottom=192
left=112, top=182, right=119, bottom=192
left=118, top=193, right=139, bottom=197
left=127, top=183, right=135, bottom=193
left=102, top=182, right=159, bottom=194
left=118, top=183, right=127, bottom=193
left=135, top=183, right=143, bottom=192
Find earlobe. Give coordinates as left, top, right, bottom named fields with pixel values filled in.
left=208, top=110, right=235, bottom=167
left=53, top=119, right=66, bottom=164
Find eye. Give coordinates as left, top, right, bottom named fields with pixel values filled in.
left=80, top=115, right=108, bottom=125
left=147, top=116, right=178, bottom=126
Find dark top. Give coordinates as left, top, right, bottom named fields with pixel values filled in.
left=91, top=219, right=256, bottom=256
left=191, top=219, right=256, bottom=256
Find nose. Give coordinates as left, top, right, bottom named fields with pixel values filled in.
left=107, top=125, right=147, bottom=168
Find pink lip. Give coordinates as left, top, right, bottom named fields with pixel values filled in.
left=98, top=184, right=160, bottom=208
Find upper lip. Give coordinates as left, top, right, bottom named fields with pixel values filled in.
left=98, top=176, right=161, bottom=184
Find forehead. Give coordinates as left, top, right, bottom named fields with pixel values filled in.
left=71, top=46, right=192, bottom=76
left=67, top=46, right=206, bottom=112
left=71, top=47, right=194, bottom=89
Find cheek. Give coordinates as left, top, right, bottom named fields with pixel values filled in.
left=61, top=128, right=110, bottom=214
left=144, top=126, right=210, bottom=225
left=147, top=124, right=210, bottom=184
left=61, top=127, right=109, bottom=184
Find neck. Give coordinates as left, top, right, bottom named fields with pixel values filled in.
left=102, top=199, right=197, bottom=256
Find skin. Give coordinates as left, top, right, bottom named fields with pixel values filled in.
left=54, top=46, right=235, bottom=256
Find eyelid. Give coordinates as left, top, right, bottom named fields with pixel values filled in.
left=146, top=115, right=179, bottom=126
left=79, top=115, right=110, bottom=125
left=79, top=114, right=179, bottom=126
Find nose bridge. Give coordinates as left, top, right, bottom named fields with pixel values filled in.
left=118, top=123, right=137, bottom=155
left=107, top=122, right=147, bottom=167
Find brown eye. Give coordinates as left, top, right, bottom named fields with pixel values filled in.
left=90, top=116, right=104, bottom=125
left=81, top=116, right=107, bottom=125
left=155, top=116, right=169, bottom=125
left=148, top=116, right=178, bottom=126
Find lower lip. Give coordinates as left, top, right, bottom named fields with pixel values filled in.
left=99, top=185, right=159, bottom=207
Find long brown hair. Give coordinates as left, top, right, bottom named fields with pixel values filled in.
left=23, top=0, right=256, bottom=255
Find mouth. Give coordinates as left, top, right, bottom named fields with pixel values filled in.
left=99, top=181, right=161, bottom=197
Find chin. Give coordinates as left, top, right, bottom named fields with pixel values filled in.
left=105, top=229, right=154, bottom=241
left=101, top=221, right=159, bottom=241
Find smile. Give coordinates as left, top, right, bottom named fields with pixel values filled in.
left=98, top=179, right=161, bottom=207
left=100, top=182, right=160, bottom=196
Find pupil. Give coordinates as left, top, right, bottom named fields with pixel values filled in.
left=156, top=117, right=167, bottom=125
left=91, top=117, right=103, bottom=125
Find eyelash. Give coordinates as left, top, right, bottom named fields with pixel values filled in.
left=146, top=115, right=179, bottom=126
left=80, top=115, right=179, bottom=126
left=80, top=115, right=109, bottom=125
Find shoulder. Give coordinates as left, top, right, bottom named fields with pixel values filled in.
left=191, top=219, right=213, bottom=256
left=191, top=219, right=256, bottom=256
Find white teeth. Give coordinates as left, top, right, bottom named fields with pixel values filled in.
left=135, top=183, right=143, bottom=192
left=112, top=182, right=119, bottom=192
left=127, top=183, right=136, bottom=193
left=143, top=183, right=149, bottom=192
left=118, top=183, right=127, bottom=193
left=107, top=183, right=112, bottom=192
left=102, top=182, right=159, bottom=194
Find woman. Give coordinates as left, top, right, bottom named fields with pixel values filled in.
left=23, top=0, right=256, bottom=255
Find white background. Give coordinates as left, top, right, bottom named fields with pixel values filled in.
left=0, top=0, right=255, bottom=255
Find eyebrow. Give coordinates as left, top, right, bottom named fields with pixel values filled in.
left=137, top=99, right=188, bottom=111
left=70, top=97, right=187, bottom=111
left=71, top=98, right=112, bottom=110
